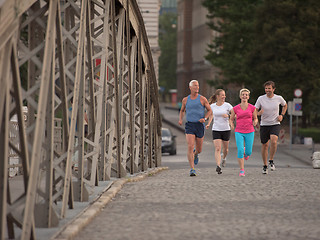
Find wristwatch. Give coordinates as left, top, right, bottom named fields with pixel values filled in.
left=204, top=117, right=207, bottom=121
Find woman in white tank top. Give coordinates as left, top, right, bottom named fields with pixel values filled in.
left=206, top=89, right=233, bottom=174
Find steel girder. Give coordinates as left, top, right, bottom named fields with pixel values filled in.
left=0, top=0, right=161, bottom=239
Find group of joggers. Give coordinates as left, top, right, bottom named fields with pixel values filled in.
left=178, top=80, right=288, bottom=177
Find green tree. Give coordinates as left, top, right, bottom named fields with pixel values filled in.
left=158, top=12, right=177, bottom=93
left=248, top=0, right=320, bottom=126
left=202, top=0, right=263, bottom=94
left=203, top=0, right=320, bottom=125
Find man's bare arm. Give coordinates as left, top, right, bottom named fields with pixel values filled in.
left=200, top=96, right=212, bottom=123
left=178, top=97, right=187, bottom=125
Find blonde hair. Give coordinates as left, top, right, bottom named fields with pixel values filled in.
left=189, top=79, right=198, bottom=87
left=239, top=88, right=250, bottom=97
left=208, top=89, right=225, bottom=104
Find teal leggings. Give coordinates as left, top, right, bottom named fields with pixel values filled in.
left=235, top=132, right=255, bottom=158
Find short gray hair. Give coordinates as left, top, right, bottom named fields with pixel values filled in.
left=189, top=79, right=198, bottom=87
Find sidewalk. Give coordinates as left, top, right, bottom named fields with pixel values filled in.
left=49, top=168, right=168, bottom=240
left=71, top=150, right=320, bottom=240
left=47, top=102, right=319, bottom=240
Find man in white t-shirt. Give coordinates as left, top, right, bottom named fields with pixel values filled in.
left=255, top=81, right=287, bottom=174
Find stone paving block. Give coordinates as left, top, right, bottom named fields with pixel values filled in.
left=73, top=167, right=320, bottom=240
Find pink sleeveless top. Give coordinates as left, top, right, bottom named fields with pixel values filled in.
left=233, top=104, right=255, bottom=133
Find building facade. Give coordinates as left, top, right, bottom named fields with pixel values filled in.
left=176, top=0, right=219, bottom=101
left=136, top=0, right=161, bottom=82
left=160, top=0, right=177, bottom=14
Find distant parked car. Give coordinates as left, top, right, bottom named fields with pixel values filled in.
left=161, top=128, right=177, bottom=155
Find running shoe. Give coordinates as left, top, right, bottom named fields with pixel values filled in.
left=221, top=159, right=226, bottom=167
left=190, top=168, right=196, bottom=177
left=193, top=148, right=199, bottom=165
left=262, top=165, right=268, bottom=174
left=239, top=169, right=245, bottom=177
left=216, top=166, right=222, bottom=174
left=269, top=162, right=276, bottom=171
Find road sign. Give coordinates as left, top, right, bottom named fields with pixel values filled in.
left=293, top=98, right=302, bottom=116
left=288, top=100, right=302, bottom=116
left=294, top=89, right=302, bottom=98
left=293, top=98, right=302, bottom=104
left=295, top=103, right=302, bottom=111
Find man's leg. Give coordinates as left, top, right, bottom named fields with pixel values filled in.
left=261, top=141, right=269, bottom=166
left=260, top=126, right=270, bottom=167
left=186, top=134, right=196, bottom=168
left=268, top=134, right=278, bottom=171
left=195, top=136, right=204, bottom=155
left=269, top=135, right=279, bottom=160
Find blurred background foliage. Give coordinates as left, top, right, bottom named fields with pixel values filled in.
left=158, top=12, right=177, bottom=94
left=202, top=0, right=320, bottom=127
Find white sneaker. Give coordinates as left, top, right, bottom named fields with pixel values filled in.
left=269, top=162, right=276, bottom=171
left=262, top=166, right=268, bottom=174
left=221, top=159, right=226, bottom=167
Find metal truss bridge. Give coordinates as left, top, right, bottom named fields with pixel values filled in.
left=0, top=0, right=161, bottom=239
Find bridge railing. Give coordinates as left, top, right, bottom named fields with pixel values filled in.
left=0, top=0, right=161, bottom=239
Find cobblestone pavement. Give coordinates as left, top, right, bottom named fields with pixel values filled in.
left=74, top=167, right=320, bottom=240
left=69, top=105, right=320, bottom=240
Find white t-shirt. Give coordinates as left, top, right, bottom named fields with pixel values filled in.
left=210, top=102, right=233, bottom=131
left=255, top=94, right=286, bottom=126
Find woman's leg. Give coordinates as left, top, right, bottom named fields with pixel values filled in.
left=221, top=140, right=229, bottom=159
left=235, top=132, right=245, bottom=170
left=213, top=139, right=222, bottom=166
left=244, top=132, right=255, bottom=157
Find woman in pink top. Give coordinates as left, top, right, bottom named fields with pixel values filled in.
left=230, top=88, right=258, bottom=176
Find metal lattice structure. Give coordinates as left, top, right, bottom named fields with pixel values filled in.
left=0, top=0, right=161, bottom=239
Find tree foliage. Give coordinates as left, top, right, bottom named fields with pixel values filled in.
left=158, top=12, right=177, bottom=93
left=203, top=0, right=262, bottom=93
left=203, top=0, right=320, bottom=125
left=248, top=0, right=320, bottom=122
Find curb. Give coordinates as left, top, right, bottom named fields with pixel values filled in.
left=280, top=148, right=313, bottom=166
left=51, top=167, right=169, bottom=240
left=160, top=104, right=185, bottom=133
left=162, top=116, right=185, bottom=133
left=164, top=105, right=179, bottom=111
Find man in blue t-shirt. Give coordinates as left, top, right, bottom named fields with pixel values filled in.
left=178, top=80, right=212, bottom=176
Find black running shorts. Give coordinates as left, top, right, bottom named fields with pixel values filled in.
left=260, top=124, right=281, bottom=144
left=212, top=130, right=231, bottom=141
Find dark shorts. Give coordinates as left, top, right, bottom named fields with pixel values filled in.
left=212, top=130, right=231, bottom=141
left=185, top=122, right=205, bottom=138
left=260, top=124, right=281, bottom=144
